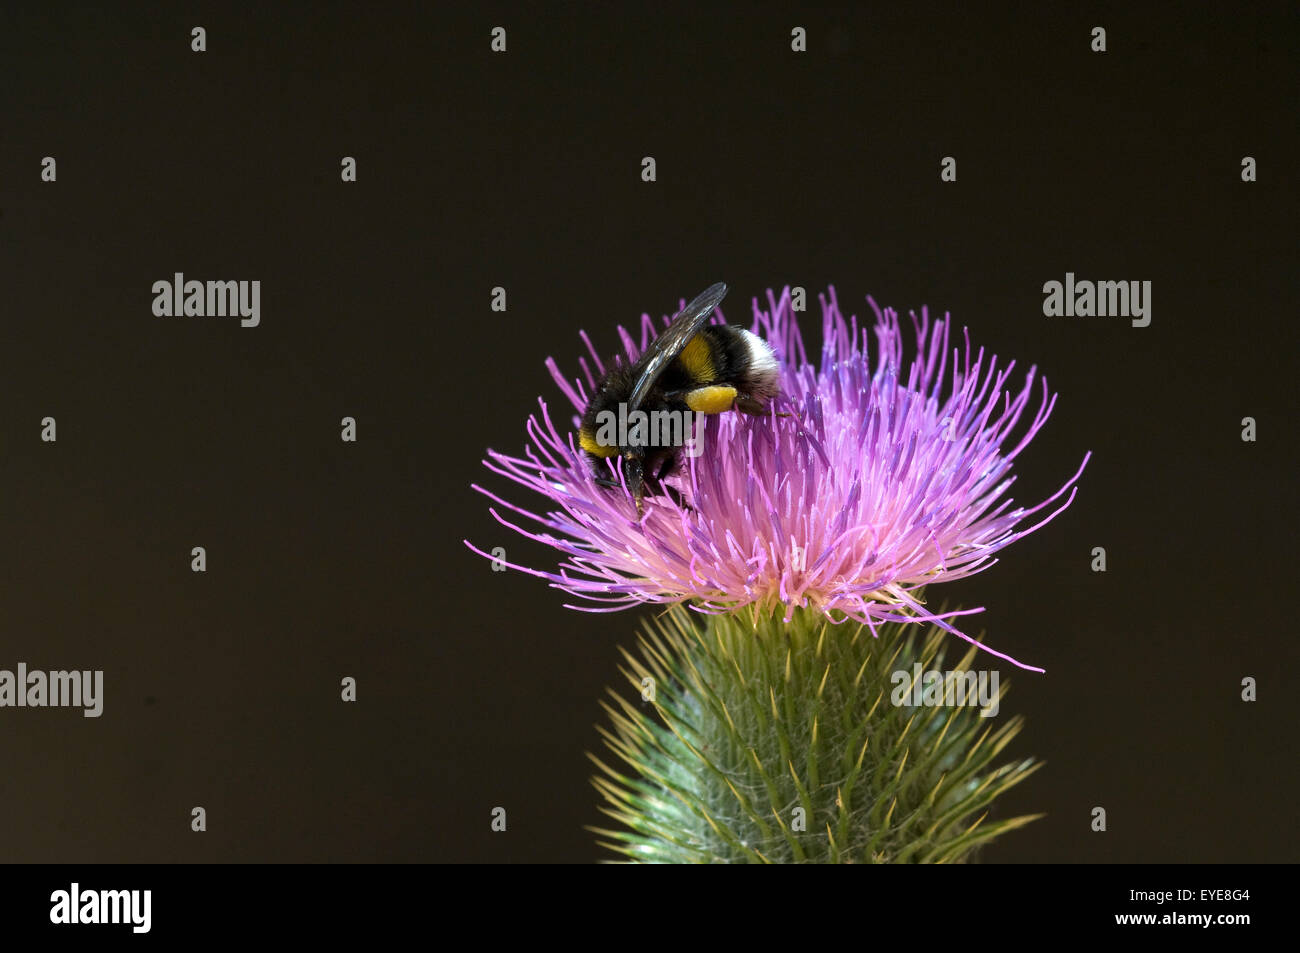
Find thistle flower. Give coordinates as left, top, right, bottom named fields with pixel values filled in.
left=468, top=287, right=1088, bottom=672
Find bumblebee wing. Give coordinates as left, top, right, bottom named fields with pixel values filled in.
left=627, top=282, right=728, bottom=412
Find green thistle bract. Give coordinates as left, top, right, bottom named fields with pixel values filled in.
left=590, top=603, right=1042, bottom=863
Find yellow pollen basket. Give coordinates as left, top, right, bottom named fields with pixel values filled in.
left=684, top=385, right=738, bottom=414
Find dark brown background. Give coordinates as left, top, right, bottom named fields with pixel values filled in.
left=1, top=1, right=1295, bottom=862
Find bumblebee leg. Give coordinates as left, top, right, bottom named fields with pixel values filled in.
left=735, top=395, right=790, bottom=417
left=659, top=484, right=692, bottom=511
left=593, top=457, right=693, bottom=511
left=642, top=456, right=693, bottom=511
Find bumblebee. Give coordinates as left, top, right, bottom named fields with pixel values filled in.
left=578, top=282, right=780, bottom=514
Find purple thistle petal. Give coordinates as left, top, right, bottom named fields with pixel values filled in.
left=467, top=287, right=1089, bottom=672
